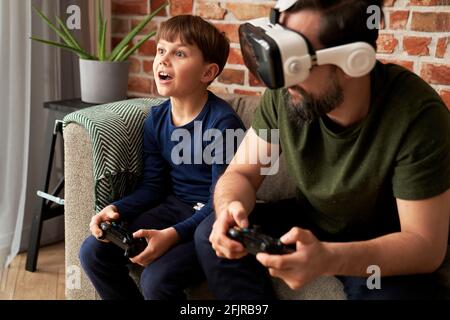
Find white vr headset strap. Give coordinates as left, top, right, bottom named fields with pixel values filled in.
left=315, top=42, right=377, bottom=78
left=275, top=0, right=298, bottom=12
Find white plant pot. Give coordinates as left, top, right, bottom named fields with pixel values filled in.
left=79, top=59, right=129, bottom=104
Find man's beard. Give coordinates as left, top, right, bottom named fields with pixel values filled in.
left=284, top=73, right=344, bottom=127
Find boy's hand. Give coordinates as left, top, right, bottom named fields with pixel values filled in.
left=89, top=205, right=120, bottom=241
left=209, top=201, right=249, bottom=259
left=129, top=227, right=180, bottom=267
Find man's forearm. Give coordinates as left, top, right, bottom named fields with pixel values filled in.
left=213, top=171, right=257, bottom=218
left=325, top=231, right=444, bottom=277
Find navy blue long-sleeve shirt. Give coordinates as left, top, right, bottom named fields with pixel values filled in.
left=113, top=91, right=245, bottom=241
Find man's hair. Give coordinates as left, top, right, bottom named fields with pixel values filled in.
left=156, top=15, right=230, bottom=77
left=286, top=0, right=383, bottom=50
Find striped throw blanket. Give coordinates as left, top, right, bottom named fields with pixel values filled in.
left=63, top=98, right=165, bottom=212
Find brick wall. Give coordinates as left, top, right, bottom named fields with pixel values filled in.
left=111, top=0, right=450, bottom=108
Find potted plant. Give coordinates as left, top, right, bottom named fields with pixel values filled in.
left=31, top=0, right=168, bottom=103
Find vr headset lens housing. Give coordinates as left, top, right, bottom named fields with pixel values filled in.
left=239, top=23, right=284, bottom=89
left=238, top=17, right=376, bottom=89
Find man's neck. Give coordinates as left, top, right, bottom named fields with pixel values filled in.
left=170, top=90, right=209, bottom=127
left=326, top=75, right=371, bottom=128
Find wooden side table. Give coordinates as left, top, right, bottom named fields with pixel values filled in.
left=26, top=99, right=97, bottom=272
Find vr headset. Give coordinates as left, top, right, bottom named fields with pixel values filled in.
left=238, top=0, right=377, bottom=89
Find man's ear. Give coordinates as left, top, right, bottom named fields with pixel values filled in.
left=201, top=63, right=220, bottom=84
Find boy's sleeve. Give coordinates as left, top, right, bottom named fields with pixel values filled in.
left=112, top=115, right=168, bottom=220
left=173, top=114, right=246, bottom=241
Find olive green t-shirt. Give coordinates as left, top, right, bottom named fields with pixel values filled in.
left=252, top=62, right=450, bottom=241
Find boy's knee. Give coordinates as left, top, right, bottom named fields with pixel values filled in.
left=194, top=213, right=215, bottom=249
left=140, top=265, right=179, bottom=300
left=79, top=236, right=99, bottom=269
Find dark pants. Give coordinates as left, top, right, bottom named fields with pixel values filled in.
left=194, top=199, right=449, bottom=300
left=79, top=195, right=205, bottom=300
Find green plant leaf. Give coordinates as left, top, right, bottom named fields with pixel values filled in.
left=30, top=37, right=94, bottom=59
left=99, top=20, right=107, bottom=61
left=32, top=6, right=73, bottom=47
left=32, top=1, right=167, bottom=61
left=55, top=16, right=83, bottom=51
left=108, top=1, right=168, bottom=61
left=112, top=45, right=130, bottom=62
left=118, top=31, right=157, bottom=62
left=96, top=0, right=104, bottom=59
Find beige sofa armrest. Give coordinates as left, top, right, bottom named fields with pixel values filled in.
left=64, top=123, right=98, bottom=300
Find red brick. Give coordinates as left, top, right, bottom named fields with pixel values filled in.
left=420, top=63, right=450, bottom=85
left=131, top=19, right=158, bottom=36
left=111, top=18, right=130, bottom=34
left=225, top=3, right=273, bottom=20
left=151, top=0, right=168, bottom=16
left=233, top=89, right=262, bottom=96
left=376, top=34, right=398, bottom=54
left=218, top=69, right=245, bottom=85
left=112, top=37, right=123, bottom=48
left=409, top=0, right=450, bottom=5
left=228, top=48, right=244, bottom=65
left=196, top=1, right=227, bottom=20
left=112, top=37, right=132, bottom=52
left=128, top=76, right=152, bottom=94
left=128, top=57, right=141, bottom=73
left=214, top=23, right=240, bottom=44
left=403, top=36, right=431, bottom=56
left=112, top=0, right=148, bottom=15
left=209, top=86, right=230, bottom=95
left=170, top=0, right=193, bottom=16
left=143, top=60, right=154, bottom=73
left=436, top=37, right=449, bottom=58
left=249, top=72, right=263, bottom=87
left=411, top=12, right=450, bottom=32
left=378, top=58, right=414, bottom=72
left=138, top=40, right=156, bottom=56
left=439, top=90, right=450, bottom=110
left=389, top=10, right=409, bottom=30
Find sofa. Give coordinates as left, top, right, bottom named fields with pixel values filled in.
left=63, top=94, right=450, bottom=300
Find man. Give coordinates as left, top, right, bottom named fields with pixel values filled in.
left=194, top=0, right=450, bottom=300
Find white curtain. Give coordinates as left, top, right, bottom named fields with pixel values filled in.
left=0, top=0, right=111, bottom=271
left=0, top=0, right=65, bottom=270
left=0, top=0, right=32, bottom=268
left=20, top=0, right=63, bottom=255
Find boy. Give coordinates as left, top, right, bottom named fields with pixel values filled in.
left=79, top=15, right=245, bottom=300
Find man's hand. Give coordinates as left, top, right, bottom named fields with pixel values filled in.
left=256, top=227, right=331, bottom=290
left=129, top=227, right=180, bottom=267
left=209, top=201, right=250, bottom=259
left=89, top=205, right=120, bottom=240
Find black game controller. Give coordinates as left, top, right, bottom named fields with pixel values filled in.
left=99, top=221, right=147, bottom=258
left=227, top=226, right=296, bottom=255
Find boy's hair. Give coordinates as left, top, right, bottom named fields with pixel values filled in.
left=286, top=0, right=383, bottom=50
left=156, top=15, right=230, bottom=79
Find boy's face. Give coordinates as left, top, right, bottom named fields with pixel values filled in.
left=153, top=38, right=214, bottom=98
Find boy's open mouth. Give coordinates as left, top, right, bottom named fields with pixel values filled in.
left=158, top=71, right=173, bottom=81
